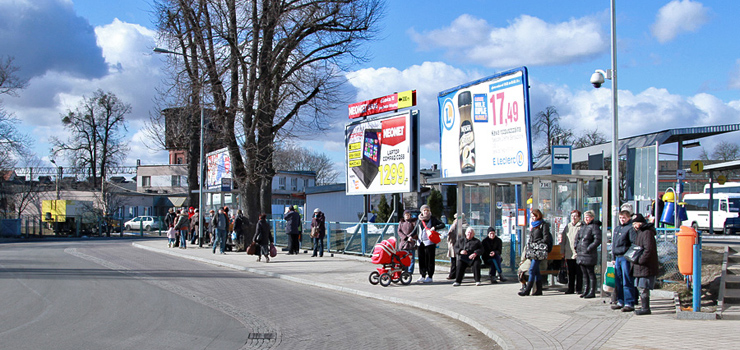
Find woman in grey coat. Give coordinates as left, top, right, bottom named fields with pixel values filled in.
left=560, top=210, right=583, bottom=294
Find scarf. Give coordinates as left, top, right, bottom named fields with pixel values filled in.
left=531, top=220, right=542, bottom=228
left=418, top=212, right=431, bottom=221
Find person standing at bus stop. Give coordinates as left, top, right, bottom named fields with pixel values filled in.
left=212, top=208, right=228, bottom=254
left=611, top=210, right=638, bottom=312
left=284, top=206, right=301, bottom=255
left=413, top=204, right=445, bottom=283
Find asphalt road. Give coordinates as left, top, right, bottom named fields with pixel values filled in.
left=0, top=239, right=498, bottom=350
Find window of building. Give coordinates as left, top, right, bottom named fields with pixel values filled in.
left=278, top=177, right=286, bottom=190
left=171, top=175, right=181, bottom=186
left=142, top=176, right=151, bottom=187
left=291, top=178, right=297, bottom=191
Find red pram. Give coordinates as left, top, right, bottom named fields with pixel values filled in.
left=368, top=237, right=412, bottom=286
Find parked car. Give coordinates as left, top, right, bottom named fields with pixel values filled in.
left=124, top=216, right=160, bottom=231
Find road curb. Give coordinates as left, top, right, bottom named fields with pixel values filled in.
left=132, top=242, right=511, bottom=349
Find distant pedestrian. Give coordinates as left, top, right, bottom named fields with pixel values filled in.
left=212, top=208, right=228, bottom=254
left=310, top=208, right=326, bottom=257
left=397, top=210, right=417, bottom=274
left=190, top=209, right=200, bottom=245
left=631, top=214, right=659, bottom=315
left=560, top=210, right=583, bottom=294
left=412, top=204, right=445, bottom=283
left=165, top=208, right=176, bottom=228
left=174, top=209, right=189, bottom=249
left=253, top=213, right=273, bottom=262
left=575, top=210, right=602, bottom=299
left=233, top=209, right=250, bottom=249
left=208, top=209, right=216, bottom=244
left=284, top=206, right=301, bottom=255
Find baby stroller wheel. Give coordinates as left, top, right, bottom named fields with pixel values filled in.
left=400, top=271, right=412, bottom=285
left=368, top=271, right=380, bottom=285
left=379, top=273, right=392, bottom=287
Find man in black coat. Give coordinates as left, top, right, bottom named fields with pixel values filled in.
left=482, top=227, right=507, bottom=283
left=452, top=227, right=484, bottom=286
left=284, top=206, right=301, bottom=255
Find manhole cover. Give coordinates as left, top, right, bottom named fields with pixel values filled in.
left=248, top=333, right=276, bottom=340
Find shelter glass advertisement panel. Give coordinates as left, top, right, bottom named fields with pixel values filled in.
left=438, top=67, right=532, bottom=179
left=345, top=111, right=418, bottom=195
left=206, top=148, right=231, bottom=190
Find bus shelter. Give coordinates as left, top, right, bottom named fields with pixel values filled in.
left=427, top=169, right=610, bottom=288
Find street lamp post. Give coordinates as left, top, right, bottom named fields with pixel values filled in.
left=50, top=159, right=61, bottom=200
left=154, top=47, right=206, bottom=248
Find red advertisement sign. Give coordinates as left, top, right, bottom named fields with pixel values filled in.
left=381, top=116, right=406, bottom=146
left=348, top=90, right=416, bottom=119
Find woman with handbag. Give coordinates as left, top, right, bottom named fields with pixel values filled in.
left=560, top=210, right=584, bottom=294
left=630, top=214, right=659, bottom=315
left=411, top=204, right=445, bottom=283
left=575, top=210, right=602, bottom=299
left=253, top=213, right=273, bottom=262
left=310, top=208, right=326, bottom=257
left=519, top=209, right=551, bottom=296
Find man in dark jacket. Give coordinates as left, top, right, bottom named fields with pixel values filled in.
left=611, top=210, right=639, bottom=312
left=452, top=227, right=484, bottom=286
left=212, top=208, right=228, bottom=254
left=631, top=214, right=659, bottom=315
left=284, top=206, right=301, bottom=255
left=482, top=227, right=507, bottom=283
left=165, top=208, right=176, bottom=228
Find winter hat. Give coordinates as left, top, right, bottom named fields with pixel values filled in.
left=632, top=213, right=647, bottom=224
left=420, top=204, right=430, bottom=211
left=487, top=226, right=496, bottom=233
left=403, top=209, right=411, bottom=215
left=314, top=208, right=321, bottom=213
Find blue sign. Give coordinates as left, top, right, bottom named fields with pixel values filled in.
left=551, top=145, right=572, bottom=175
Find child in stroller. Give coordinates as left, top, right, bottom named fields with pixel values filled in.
left=368, top=237, right=413, bottom=286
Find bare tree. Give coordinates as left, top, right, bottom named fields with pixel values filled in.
left=711, top=141, right=740, bottom=161
left=0, top=56, right=31, bottom=169
left=533, top=106, right=572, bottom=158
left=51, top=90, right=130, bottom=189
left=155, top=0, right=384, bottom=225
left=273, top=142, right=340, bottom=185
left=574, top=128, right=608, bottom=148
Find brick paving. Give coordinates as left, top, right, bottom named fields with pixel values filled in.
left=133, top=240, right=739, bottom=350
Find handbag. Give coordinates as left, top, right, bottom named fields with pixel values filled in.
left=269, top=244, right=277, bottom=257
left=421, top=220, right=441, bottom=244
left=525, top=241, right=549, bottom=260
left=246, top=242, right=257, bottom=255
left=557, top=259, right=568, bottom=284
left=623, top=244, right=644, bottom=263
left=603, top=261, right=616, bottom=292
left=310, top=226, right=318, bottom=238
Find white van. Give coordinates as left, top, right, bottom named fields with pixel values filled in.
left=682, top=193, right=740, bottom=234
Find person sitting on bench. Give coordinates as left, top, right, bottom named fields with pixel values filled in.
left=452, top=227, right=484, bottom=286
left=482, top=227, right=507, bottom=283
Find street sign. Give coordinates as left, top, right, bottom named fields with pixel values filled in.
left=690, top=160, right=703, bottom=174
left=676, top=169, right=686, bottom=180
left=718, top=175, right=727, bottom=185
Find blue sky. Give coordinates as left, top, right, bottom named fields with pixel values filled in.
left=1, top=0, right=739, bottom=176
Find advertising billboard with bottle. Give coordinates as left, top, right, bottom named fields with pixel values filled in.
left=438, top=67, right=532, bottom=178
left=345, top=110, right=419, bottom=195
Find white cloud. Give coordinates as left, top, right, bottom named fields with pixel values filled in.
left=409, top=14, right=607, bottom=68
left=126, top=128, right=169, bottom=166
left=651, top=0, right=709, bottom=43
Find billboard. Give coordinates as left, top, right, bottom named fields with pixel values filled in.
left=348, top=90, right=416, bottom=119
left=206, top=147, right=231, bottom=190
left=438, top=67, right=532, bottom=178
left=345, top=110, right=419, bottom=195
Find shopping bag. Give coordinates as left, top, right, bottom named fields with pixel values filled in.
left=246, top=242, right=257, bottom=255
left=269, top=244, right=277, bottom=257
left=602, top=261, right=616, bottom=292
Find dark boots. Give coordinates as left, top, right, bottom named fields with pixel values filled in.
left=532, top=280, right=543, bottom=296
left=579, top=279, right=590, bottom=298
left=635, top=290, right=651, bottom=315
left=518, top=281, right=534, bottom=296
left=583, top=279, right=597, bottom=299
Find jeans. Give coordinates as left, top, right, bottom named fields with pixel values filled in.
left=312, top=237, right=324, bottom=257
left=484, top=255, right=503, bottom=278
left=528, top=259, right=541, bottom=283
left=615, top=256, right=637, bottom=306
left=213, top=228, right=226, bottom=253
left=402, top=249, right=415, bottom=274
left=179, top=229, right=188, bottom=248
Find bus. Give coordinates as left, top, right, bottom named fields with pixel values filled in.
left=682, top=193, right=740, bottom=234
left=703, top=182, right=740, bottom=194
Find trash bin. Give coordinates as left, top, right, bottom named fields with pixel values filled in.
left=676, top=226, right=696, bottom=275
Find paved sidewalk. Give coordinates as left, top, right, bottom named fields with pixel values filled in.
left=133, top=239, right=739, bottom=350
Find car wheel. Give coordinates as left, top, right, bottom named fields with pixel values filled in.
left=145, top=225, right=152, bottom=231
left=125, top=225, right=131, bottom=231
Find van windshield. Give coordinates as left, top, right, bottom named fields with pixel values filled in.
left=730, top=198, right=740, bottom=212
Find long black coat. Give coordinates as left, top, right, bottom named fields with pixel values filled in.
left=576, top=219, right=602, bottom=266
left=254, top=219, right=273, bottom=246
left=632, top=223, right=659, bottom=277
